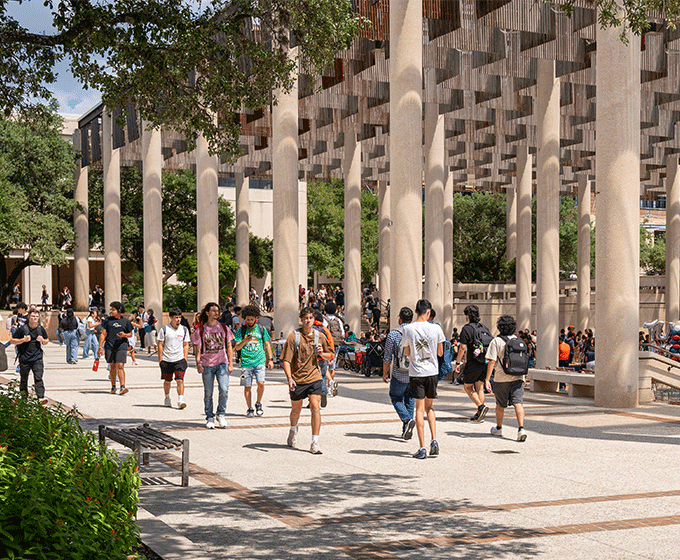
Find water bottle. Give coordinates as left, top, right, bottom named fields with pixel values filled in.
left=92, top=357, right=100, bottom=372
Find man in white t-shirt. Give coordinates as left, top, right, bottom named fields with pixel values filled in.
left=402, top=299, right=445, bottom=459
left=158, top=308, right=191, bottom=409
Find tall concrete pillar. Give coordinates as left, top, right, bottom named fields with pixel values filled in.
left=344, top=133, right=362, bottom=335
left=443, top=171, right=454, bottom=337
left=506, top=185, right=517, bottom=261
left=666, top=156, right=680, bottom=323
left=424, top=101, right=445, bottom=316
left=196, top=128, right=219, bottom=307
left=516, top=146, right=532, bottom=331
left=535, top=59, right=560, bottom=369
left=142, top=122, right=163, bottom=322
left=272, top=50, right=299, bottom=337
left=595, top=22, right=640, bottom=408
left=102, top=109, right=121, bottom=308
left=73, top=130, right=89, bottom=311
left=299, top=180, right=308, bottom=289
left=577, top=175, right=592, bottom=333
left=235, top=172, right=250, bottom=306
left=378, top=181, right=390, bottom=315
left=390, top=0, right=423, bottom=316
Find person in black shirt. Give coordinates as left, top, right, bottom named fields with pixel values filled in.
left=97, top=301, right=133, bottom=395
left=455, top=305, right=490, bottom=422
left=10, top=309, right=49, bottom=402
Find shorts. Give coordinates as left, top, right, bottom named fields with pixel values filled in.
left=105, top=345, right=128, bottom=364
left=491, top=379, right=524, bottom=408
left=463, top=365, right=486, bottom=385
left=241, top=365, right=266, bottom=387
left=289, top=379, right=323, bottom=401
left=408, top=375, right=438, bottom=400
left=160, top=359, right=187, bottom=381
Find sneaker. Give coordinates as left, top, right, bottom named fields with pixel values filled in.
left=331, top=381, right=339, bottom=397
left=246, top=408, right=255, bottom=418
left=490, top=426, right=503, bottom=436
left=413, top=447, right=427, bottom=459
left=517, top=428, right=527, bottom=442
left=216, top=415, right=228, bottom=428
left=310, top=442, right=323, bottom=454
left=178, top=397, right=186, bottom=409
left=255, top=402, right=264, bottom=416
left=206, top=418, right=215, bottom=429
left=287, top=427, right=298, bottom=448
left=402, top=419, right=416, bottom=441
left=110, top=387, right=117, bottom=394
left=429, top=440, right=439, bottom=457
left=164, top=396, right=172, bottom=407
left=119, top=386, right=129, bottom=395
left=469, top=410, right=480, bottom=422
left=476, top=405, right=489, bottom=422
left=321, top=393, right=327, bottom=408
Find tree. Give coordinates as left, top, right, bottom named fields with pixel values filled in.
left=0, top=106, right=76, bottom=306
left=640, top=227, right=666, bottom=274
left=0, top=0, right=367, bottom=159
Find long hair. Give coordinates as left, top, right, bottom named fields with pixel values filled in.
left=199, top=302, right=220, bottom=324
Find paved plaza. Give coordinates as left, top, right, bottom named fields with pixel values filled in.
left=4, top=344, right=680, bottom=559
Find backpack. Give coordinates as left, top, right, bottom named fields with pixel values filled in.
left=221, top=310, right=233, bottom=328
left=326, top=315, right=344, bottom=346
left=393, top=326, right=410, bottom=374
left=500, top=335, right=530, bottom=376
left=437, top=340, right=453, bottom=381
left=470, top=322, right=493, bottom=364
left=76, top=317, right=86, bottom=340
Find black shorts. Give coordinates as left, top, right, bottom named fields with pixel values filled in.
left=491, top=379, right=524, bottom=408
left=408, top=375, right=438, bottom=399
left=105, top=345, right=128, bottom=364
left=290, top=379, right=323, bottom=401
left=160, top=359, right=187, bottom=381
left=463, top=364, right=486, bottom=385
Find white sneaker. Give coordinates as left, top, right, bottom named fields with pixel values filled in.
left=216, top=415, right=228, bottom=428
left=178, top=397, right=186, bottom=409
left=310, top=441, right=322, bottom=454
left=287, top=426, right=298, bottom=448
left=517, top=428, right=527, bottom=442
left=490, top=426, right=503, bottom=436
left=206, top=418, right=215, bottom=429
left=164, top=395, right=172, bottom=407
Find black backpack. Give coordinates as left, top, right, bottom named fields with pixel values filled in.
left=471, top=323, right=493, bottom=364
left=500, top=335, right=530, bottom=376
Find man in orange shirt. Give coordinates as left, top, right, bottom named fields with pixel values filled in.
left=558, top=335, right=571, bottom=367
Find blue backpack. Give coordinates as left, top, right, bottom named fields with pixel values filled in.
left=438, top=340, right=454, bottom=381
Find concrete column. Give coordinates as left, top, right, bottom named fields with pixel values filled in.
left=443, top=171, right=454, bottom=337
left=506, top=185, right=517, bottom=261
left=73, top=130, right=89, bottom=311
left=595, top=22, right=640, bottom=408
left=102, top=109, right=121, bottom=308
left=22, top=265, right=52, bottom=306
left=424, top=101, right=445, bottom=316
left=344, top=133, right=362, bottom=335
left=299, top=180, right=308, bottom=289
left=272, top=50, right=299, bottom=337
left=577, top=175, right=592, bottom=333
left=378, top=181, right=391, bottom=316
left=666, top=156, right=680, bottom=323
left=235, top=172, right=250, bottom=306
left=196, top=128, right=219, bottom=307
left=516, top=146, right=532, bottom=331
left=535, top=59, right=560, bottom=369
left=390, top=0, right=423, bottom=317
left=142, top=122, right=163, bottom=322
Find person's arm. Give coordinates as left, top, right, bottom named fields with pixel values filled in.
left=485, top=359, right=495, bottom=392
left=437, top=341, right=444, bottom=357
left=455, top=341, right=466, bottom=372
left=283, top=360, right=296, bottom=391
left=233, top=332, right=249, bottom=352
left=97, top=328, right=106, bottom=356
left=382, top=335, right=394, bottom=383
left=10, top=328, right=29, bottom=346
left=264, top=340, right=274, bottom=369
left=183, top=341, right=190, bottom=361
left=226, top=339, right=234, bottom=373
left=157, top=339, right=164, bottom=364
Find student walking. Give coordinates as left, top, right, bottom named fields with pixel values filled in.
left=11, top=309, right=49, bottom=403
left=158, top=308, right=191, bottom=409
left=98, top=301, right=133, bottom=395
left=456, top=304, right=491, bottom=422
left=82, top=308, right=100, bottom=359
left=60, top=308, right=79, bottom=364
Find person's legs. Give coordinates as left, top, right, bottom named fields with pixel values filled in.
left=424, top=397, right=436, bottom=441
left=495, top=406, right=506, bottom=428
left=109, top=363, right=118, bottom=389
left=63, top=330, right=73, bottom=362
left=117, top=363, right=126, bottom=387
left=290, top=397, right=303, bottom=427
left=202, top=365, right=216, bottom=418
left=243, top=367, right=254, bottom=409
left=256, top=380, right=265, bottom=404
left=308, top=394, right=321, bottom=436
left=19, top=362, right=30, bottom=395
left=414, top=398, right=426, bottom=448
left=514, top=403, right=524, bottom=426
left=83, top=332, right=92, bottom=359
left=215, top=363, right=229, bottom=417
left=31, top=360, right=45, bottom=399
left=389, top=377, right=413, bottom=424
left=464, top=382, right=483, bottom=407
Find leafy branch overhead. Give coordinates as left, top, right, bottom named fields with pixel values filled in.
left=0, top=0, right=368, bottom=159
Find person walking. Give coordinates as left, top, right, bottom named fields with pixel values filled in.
left=455, top=304, right=491, bottom=422
left=97, top=301, right=133, bottom=395
left=191, top=302, right=234, bottom=429
left=158, top=308, right=191, bottom=409
left=382, top=306, right=416, bottom=440
left=82, top=308, right=100, bottom=359
left=323, top=302, right=344, bottom=397
left=234, top=305, right=274, bottom=417
left=60, top=308, right=79, bottom=364
left=11, top=309, right=49, bottom=403
left=41, top=285, right=49, bottom=311
left=281, top=306, right=333, bottom=454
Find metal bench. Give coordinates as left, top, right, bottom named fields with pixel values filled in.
left=98, top=423, right=189, bottom=486
left=529, top=368, right=595, bottom=398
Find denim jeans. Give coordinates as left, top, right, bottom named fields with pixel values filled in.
left=241, top=364, right=266, bottom=386
left=389, top=376, right=414, bottom=424
left=319, top=359, right=329, bottom=393
left=63, top=329, right=79, bottom=363
left=202, top=363, right=229, bottom=419
left=82, top=330, right=99, bottom=359
left=56, top=328, right=64, bottom=345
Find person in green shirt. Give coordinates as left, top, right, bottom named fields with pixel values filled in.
left=234, top=305, right=274, bottom=417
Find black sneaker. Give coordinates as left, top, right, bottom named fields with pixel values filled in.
left=413, top=447, right=427, bottom=459
left=429, top=440, right=439, bottom=457
left=477, top=405, right=489, bottom=422
left=321, top=393, right=327, bottom=408
left=470, top=410, right=480, bottom=422
left=255, top=402, right=264, bottom=416
left=403, top=419, right=416, bottom=441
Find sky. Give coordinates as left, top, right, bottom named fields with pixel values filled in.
left=6, top=0, right=102, bottom=117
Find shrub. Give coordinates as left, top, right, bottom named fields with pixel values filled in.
left=0, top=384, right=140, bottom=559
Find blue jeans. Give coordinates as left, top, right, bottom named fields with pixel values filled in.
left=82, top=330, right=99, bottom=359
left=319, top=360, right=329, bottom=393
left=56, top=328, right=64, bottom=345
left=63, top=329, right=79, bottom=363
left=241, top=365, right=266, bottom=386
left=389, top=376, right=414, bottom=424
left=202, top=363, right=229, bottom=419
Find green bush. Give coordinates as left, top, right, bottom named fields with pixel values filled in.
left=0, top=384, right=140, bottom=560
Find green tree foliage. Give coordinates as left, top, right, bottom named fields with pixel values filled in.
left=0, top=105, right=76, bottom=305
left=0, top=0, right=367, bottom=158
left=361, top=189, right=379, bottom=283
left=640, top=228, right=666, bottom=274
